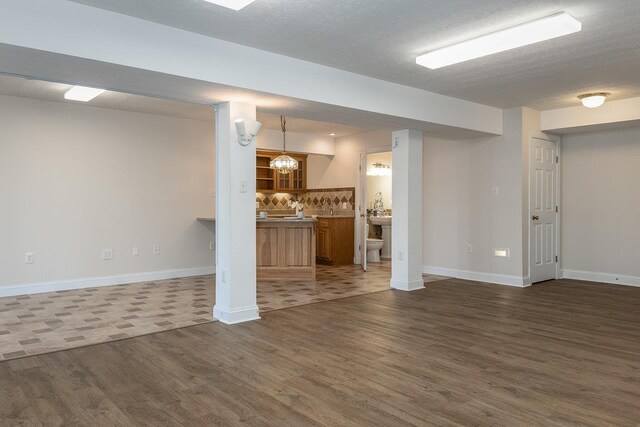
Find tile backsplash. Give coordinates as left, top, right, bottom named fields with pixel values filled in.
left=257, top=187, right=355, bottom=216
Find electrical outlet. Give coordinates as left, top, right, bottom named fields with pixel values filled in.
left=256, top=202, right=260, bottom=209
left=25, top=252, right=34, bottom=264
left=239, top=180, right=247, bottom=193
left=153, top=245, right=160, bottom=256
left=221, top=270, right=227, bottom=283
left=492, top=186, right=499, bottom=196
left=102, top=248, right=114, bottom=261
left=209, top=241, right=214, bottom=251
left=132, top=247, right=139, bottom=257
left=209, top=188, right=216, bottom=198
left=467, top=244, right=473, bottom=254
left=342, top=202, right=347, bottom=209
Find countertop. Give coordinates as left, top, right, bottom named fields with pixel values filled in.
left=256, top=217, right=317, bottom=223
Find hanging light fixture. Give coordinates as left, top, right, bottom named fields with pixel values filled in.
left=367, top=162, right=392, bottom=176
left=270, top=116, right=299, bottom=174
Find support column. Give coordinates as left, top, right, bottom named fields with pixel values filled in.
left=213, top=102, right=260, bottom=324
left=390, top=129, right=424, bottom=291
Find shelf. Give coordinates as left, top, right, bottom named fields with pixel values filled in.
left=257, top=178, right=275, bottom=181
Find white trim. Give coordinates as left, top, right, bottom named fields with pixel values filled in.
left=423, top=266, right=529, bottom=287
left=390, top=279, right=424, bottom=291
left=0, top=266, right=215, bottom=298
left=561, top=270, right=640, bottom=287
left=213, top=305, right=261, bottom=324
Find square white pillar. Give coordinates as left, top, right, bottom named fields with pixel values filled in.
left=390, top=129, right=424, bottom=291
left=213, top=102, right=260, bottom=324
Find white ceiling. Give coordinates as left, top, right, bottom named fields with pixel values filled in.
left=0, top=74, right=369, bottom=137
left=67, top=0, right=640, bottom=110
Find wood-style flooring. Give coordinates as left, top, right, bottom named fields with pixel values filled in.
left=1, top=277, right=639, bottom=426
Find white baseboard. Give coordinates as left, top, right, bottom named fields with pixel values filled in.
left=213, top=305, right=261, bottom=324
left=390, top=278, right=424, bottom=291
left=0, top=266, right=215, bottom=298
left=561, top=269, right=640, bottom=287
left=423, top=266, right=529, bottom=288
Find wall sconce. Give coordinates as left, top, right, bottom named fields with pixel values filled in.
left=234, top=118, right=262, bottom=146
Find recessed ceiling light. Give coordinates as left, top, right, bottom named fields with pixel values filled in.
left=64, top=86, right=106, bottom=102
left=578, top=92, right=610, bottom=108
left=416, top=12, right=582, bottom=69
left=330, top=133, right=336, bottom=137
left=203, top=0, right=255, bottom=10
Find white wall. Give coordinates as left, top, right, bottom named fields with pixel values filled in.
left=423, top=108, right=533, bottom=284
left=308, top=130, right=391, bottom=189
left=257, top=128, right=335, bottom=155
left=561, top=127, right=640, bottom=283
left=0, top=95, right=215, bottom=292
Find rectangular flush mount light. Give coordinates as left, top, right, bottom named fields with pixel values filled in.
left=204, top=0, right=255, bottom=10
left=416, top=12, right=581, bottom=69
left=64, top=86, right=106, bottom=102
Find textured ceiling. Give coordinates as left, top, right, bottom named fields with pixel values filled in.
left=67, top=0, right=640, bottom=110
left=0, top=73, right=371, bottom=137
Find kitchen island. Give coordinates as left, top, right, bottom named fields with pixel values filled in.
left=256, top=217, right=317, bottom=281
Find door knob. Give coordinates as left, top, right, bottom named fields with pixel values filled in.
left=360, top=214, right=366, bottom=218
left=532, top=215, right=539, bottom=221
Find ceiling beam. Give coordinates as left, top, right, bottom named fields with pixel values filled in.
left=542, top=97, right=640, bottom=134
left=0, top=0, right=502, bottom=136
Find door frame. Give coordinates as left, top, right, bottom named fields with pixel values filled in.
left=355, top=146, right=392, bottom=266
left=528, top=131, right=561, bottom=284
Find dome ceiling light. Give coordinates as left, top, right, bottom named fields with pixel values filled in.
left=578, top=92, right=610, bottom=108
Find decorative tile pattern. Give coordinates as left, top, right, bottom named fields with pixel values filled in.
left=256, top=187, right=355, bottom=214
left=0, top=263, right=446, bottom=361
left=0, top=277, right=213, bottom=361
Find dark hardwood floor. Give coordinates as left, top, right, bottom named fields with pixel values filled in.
left=1, top=278, right=639, bottom=426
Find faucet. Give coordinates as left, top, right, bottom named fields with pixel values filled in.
left=321, top=196, right=333, bottom=216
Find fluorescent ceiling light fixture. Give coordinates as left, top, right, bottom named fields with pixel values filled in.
left=64, top=86, right=106, bottom=102
left=578, top=92, right=609, bottom=108
left=203, top=0, right=255, bottom=10
left=416, top=12, right=581, bottom=69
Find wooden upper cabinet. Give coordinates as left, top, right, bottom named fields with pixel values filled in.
left=256, top=150, right=307, bottom=193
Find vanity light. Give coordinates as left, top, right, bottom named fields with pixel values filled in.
left=203, top=0, right=255, bottom=10
left=64, top=86, right=105, bottom=102
left=367, top=162, right=392, bottom=176
left=416, top=12, right=582, bottom=69
left=578, top=92, right=610, bottom=108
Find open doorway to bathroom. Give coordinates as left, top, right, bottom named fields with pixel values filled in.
left=364, top=151, right=392, bottom=269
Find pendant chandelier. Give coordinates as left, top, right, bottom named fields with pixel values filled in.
left=270, top=116, right=299, bottom=174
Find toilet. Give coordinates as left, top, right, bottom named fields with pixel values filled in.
left=366, top=238, right=384, bottom=263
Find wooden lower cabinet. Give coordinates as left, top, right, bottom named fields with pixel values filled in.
left=316, top=217, right=354, bottom=265
left=257, top=219, right=316, bottom=281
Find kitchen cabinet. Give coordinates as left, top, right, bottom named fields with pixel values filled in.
left=316, top=217, right=354, bottom=265
left=256, top=150, right=307, bottom=193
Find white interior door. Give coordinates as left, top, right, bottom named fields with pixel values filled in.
left=529, top=136, right=558, bottom=283
left=359, top=152, right=367, bottom=271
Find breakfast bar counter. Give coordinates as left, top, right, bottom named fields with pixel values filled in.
left=256, top=218, right=317, bottom=281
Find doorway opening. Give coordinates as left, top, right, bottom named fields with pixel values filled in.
left=364, top=151, right=393, bottom=271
